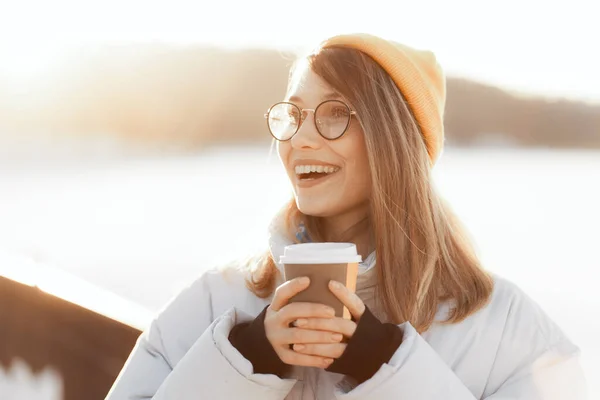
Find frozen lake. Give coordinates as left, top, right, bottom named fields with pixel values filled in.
left=1, top=144, right=599, bottom=395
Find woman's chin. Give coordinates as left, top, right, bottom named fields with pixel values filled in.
left=295, top=201, right=337, bottom=218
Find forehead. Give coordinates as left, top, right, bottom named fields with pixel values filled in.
left=286, top=61, right=338, bottom=105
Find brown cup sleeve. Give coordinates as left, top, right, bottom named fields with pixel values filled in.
left=283, top=262, right=359, bottom=319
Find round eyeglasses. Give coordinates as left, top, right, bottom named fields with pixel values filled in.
left=264, top=100, right=357, bottom=141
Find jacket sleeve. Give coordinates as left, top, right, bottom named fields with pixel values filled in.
left=332, top=322, right=586, bottom=400
left=105, top=272, right=297, bottom=400
left=332, top=280, right=588, bottom=400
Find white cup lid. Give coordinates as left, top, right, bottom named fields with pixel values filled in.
left=279, top=242, right=362, bottom=264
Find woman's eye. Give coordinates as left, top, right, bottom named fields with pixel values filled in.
left=331, top=107, right=349, bottom=118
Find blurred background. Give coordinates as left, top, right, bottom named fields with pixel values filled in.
left=0, top=0, right=598, bottom=399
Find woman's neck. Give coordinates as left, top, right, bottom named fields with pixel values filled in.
left=321, top=206, right=374, bottom=258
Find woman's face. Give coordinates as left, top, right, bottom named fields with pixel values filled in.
left=278, top=65, right=372, bottom=219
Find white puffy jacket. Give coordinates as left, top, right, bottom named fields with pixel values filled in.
left=106, top=217, right=587, bottom=399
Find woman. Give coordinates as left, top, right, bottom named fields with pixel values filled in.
left=106, top=33, right=587, bottom=399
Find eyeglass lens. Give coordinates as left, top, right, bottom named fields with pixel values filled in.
left=267, top=100, right=351, bottom=141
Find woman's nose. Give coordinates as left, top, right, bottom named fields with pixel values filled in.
left=291, top=111, right=322, bottom=149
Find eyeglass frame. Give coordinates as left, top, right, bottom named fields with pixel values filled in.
left=264, top=100, right=357, bottom=141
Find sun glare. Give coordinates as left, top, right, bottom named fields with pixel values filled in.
left=0, top=43, right=66, bottom=87
left=0, top=0, right=598, bottom=101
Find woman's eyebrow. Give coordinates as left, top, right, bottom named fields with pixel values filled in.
left=323, top=92, right=342, bottom=100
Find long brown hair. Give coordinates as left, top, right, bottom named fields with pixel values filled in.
left=246, top=46, right=493, bottom=333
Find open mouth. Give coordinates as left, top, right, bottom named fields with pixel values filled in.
left=295, top=165, right=340, bottom=181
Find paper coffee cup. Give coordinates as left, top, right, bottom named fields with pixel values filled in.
left=280, top=243, right=362, bottom=319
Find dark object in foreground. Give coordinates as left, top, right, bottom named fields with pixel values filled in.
left=0, top=275, right=141, bottom=400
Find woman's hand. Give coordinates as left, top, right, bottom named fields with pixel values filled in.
left=290, top=280, right=366, bottom=360
left=265, top=277, right=345, bottom=369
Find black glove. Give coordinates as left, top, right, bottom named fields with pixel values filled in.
left=228, top=305, right=290, bottom=377
left=229, top=305, right=403, bottom=384
left=325, top=306, right=403, bottom=384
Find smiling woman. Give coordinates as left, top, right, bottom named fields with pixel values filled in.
left=105, top=33, right=587, bottom=400
left=274, top=69, right=372, bottom=224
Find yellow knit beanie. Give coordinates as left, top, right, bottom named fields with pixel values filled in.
left=319, top=33, right=446, bottom=164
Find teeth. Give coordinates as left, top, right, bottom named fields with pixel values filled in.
left=295, top=165, right=340, bottom=175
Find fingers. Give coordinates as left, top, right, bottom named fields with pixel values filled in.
left=270, top=277, right=310, bottom=311
left=293, top=317, right=357, bottom=338
left=278, top=302, right=336, bottom=323
left=276, top=327, right=344, bottom=345
left=265, top=278, right=364, bottom=370
left=267, top=322, right=342, bottom=369
left=279, top=349, right=335, bottom=369
left=292, top=343, right=347, bottom=359
left=328, top=280, right=365, bottom=320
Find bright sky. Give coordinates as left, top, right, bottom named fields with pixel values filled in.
left=1, top=0, right=599, bottom=102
